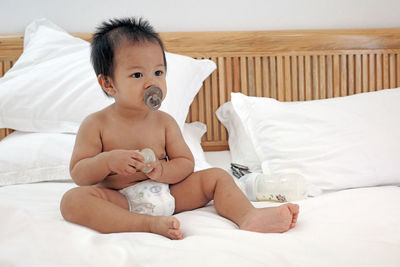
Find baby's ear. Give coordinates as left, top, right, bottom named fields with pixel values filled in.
left=97, top=75, right=116, bottom=95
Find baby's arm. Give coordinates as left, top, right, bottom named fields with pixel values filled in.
left=70, top=114, right=146, bottom=186
left=146, top=114, right=194, bottom=184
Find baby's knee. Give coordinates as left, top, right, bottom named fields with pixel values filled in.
left=204, top=167, right=232, bottom=183
left=199, top=168, right=232, bottom=197
left=60, top=186, right=92, bottom=222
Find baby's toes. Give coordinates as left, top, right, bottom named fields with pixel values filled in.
left=286, top=203, right=299, bottom=228
left=168, top=217, right=180, bottom=229
left=287, top=203, right=299, bottom=214
left=168, top=228, right=183, bottom=240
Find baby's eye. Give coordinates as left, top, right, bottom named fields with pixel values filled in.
left=155, top=70, right=164, bottom=76
left=132, top=72, right=143, bottom=78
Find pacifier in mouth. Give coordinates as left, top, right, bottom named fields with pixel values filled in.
left=144, top=86, right=163, bottom=110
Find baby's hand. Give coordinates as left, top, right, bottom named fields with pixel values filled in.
left=106, top=149, right=146, bottom=176
left=144, top=160, right=163, bottom=181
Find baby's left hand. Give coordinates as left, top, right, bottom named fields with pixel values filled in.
left=145, top=160, right=163, bottom=181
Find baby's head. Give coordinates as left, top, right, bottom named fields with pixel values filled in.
left=91, top=17, right=166, bottom=97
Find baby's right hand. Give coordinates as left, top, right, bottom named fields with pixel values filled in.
left=106, top=149, right=146, bottom=176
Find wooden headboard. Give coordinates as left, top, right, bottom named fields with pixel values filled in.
left=1, top=28, right=400, bottom=150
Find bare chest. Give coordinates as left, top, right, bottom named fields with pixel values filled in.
left=101, top=120, right=167, bottom=160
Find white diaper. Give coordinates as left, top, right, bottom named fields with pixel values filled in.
left=119, top=180, right=175, bottom=216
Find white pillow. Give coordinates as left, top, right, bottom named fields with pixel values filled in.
left=216, top=102, right=260, bottom=172
left=0, top=123, right=210, bottom=186
left=183, top=122, right=212, bottom=171
left=0, top=18, right=216, bottom=133
left=231, top=89, right=400, bottom=192
left=0, top=132, right=75, bottom=186
left=161, top=53, right=215, bottom=131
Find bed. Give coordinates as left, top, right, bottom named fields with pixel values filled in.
left=0, top=19, right=400, bottom=267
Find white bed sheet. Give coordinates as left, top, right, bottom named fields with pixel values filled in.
left=0, top=152, right=399, bottom=267
left=204, top=150, right=231, bottom=170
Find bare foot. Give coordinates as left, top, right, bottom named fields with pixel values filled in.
left=149, top=216, right=182, bottom=240
left=239, top=203, right=299, bottom=233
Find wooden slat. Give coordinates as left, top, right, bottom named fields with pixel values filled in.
left=247, top=56, right=255, bottom=96
left=240, top=56, right=248, bottom=95
left=333, top=55, right=340, bottom=97
left=218, top=57, right=227, bottom=142
left=383, top=53, right=389, bottom=89
left=276, top=56, right=284, bottom=101
left=326, top=55, right=333, bottom=98
left=376, top=53, right=382, bottom=90
left=362, top=54, right=369, bottom=92
left=211, top=57, right=219, bottom=143
left=284, top=56, right=292, bottom=101
left=270, top=56, right=277, bottom=99
left=355, top=54, right=362, bottom=94
left=225, top=57, right=233, bottom=99
left=291, top=56, right=299, bottom=100
left=341, top=55, right=347, bottom=96
left=348, top=55, right=354, bottom=95
left=262, top=56, right=270, bottom=98
left=255, top=56, right=262, bottom=97
left=319, top=55, right=326, bottom=99
left=368, top=54, right=374, bottom=91
left=397, top=54, right=400, bottom=87
left=0, top=129, right=6, bottom=141
left=232, top=57, right=240, bottom=93
left=312, top=55, right=319, bottom=99
left=204, top=71, right=212, bottom=142
left=389, top=54, right=396, bottom=88
left=3, top=60, right=12, bottom=74
left=305, top=55, right=312, bottom=100
left=298, top=55, right=305, bottom=100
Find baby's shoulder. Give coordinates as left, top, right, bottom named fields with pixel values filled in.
left=155, top=110, right=177, bottom=125
left=79, top=107, right=110, bottom=131
left=84, top=109, right=107, bottom=124
left=153, top=110, right=181, bottom=132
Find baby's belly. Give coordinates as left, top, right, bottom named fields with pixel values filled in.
left=100, top=173, right=149, bottom=190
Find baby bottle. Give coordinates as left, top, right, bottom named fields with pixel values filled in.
left=144, top=86, right=163, bottom=110
left=138, top=148, right=157, bottom=173
left=239, top=172, right=307, bottom=202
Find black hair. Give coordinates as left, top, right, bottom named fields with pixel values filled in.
left=91, top=17, right=166, bottom=96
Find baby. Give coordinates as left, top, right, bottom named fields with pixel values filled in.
left=60, top=17, right=299, bottom=240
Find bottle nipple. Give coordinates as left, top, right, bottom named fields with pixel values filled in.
left=144, top=86, right=163, bottom=110
left=138, top=148, right=157, bottom=173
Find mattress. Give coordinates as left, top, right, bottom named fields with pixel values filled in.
left=0, top=151, right=399, bottom=267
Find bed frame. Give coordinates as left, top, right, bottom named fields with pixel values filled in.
left=1, top=28, right=400, bottom=150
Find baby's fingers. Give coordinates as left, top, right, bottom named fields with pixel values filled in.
left=129, top=150, right=145, bottom=162
left=121, top=165, right=136, bottom=175
left=146, top=162, right=163, bottom=180
left=128, top=159, right=146, bottom=173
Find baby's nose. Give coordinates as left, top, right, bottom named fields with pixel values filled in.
left=144, top=81, right=156, bottom=89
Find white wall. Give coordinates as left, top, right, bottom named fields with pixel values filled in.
left=1, top=0, right=400, bottom=34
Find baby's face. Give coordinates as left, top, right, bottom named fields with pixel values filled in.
left=110, top=40, right=167, bottom=110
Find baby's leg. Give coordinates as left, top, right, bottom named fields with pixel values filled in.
left=170, top=168, right=299, bottom=233
left=60, top=185, right=182, bottom=239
